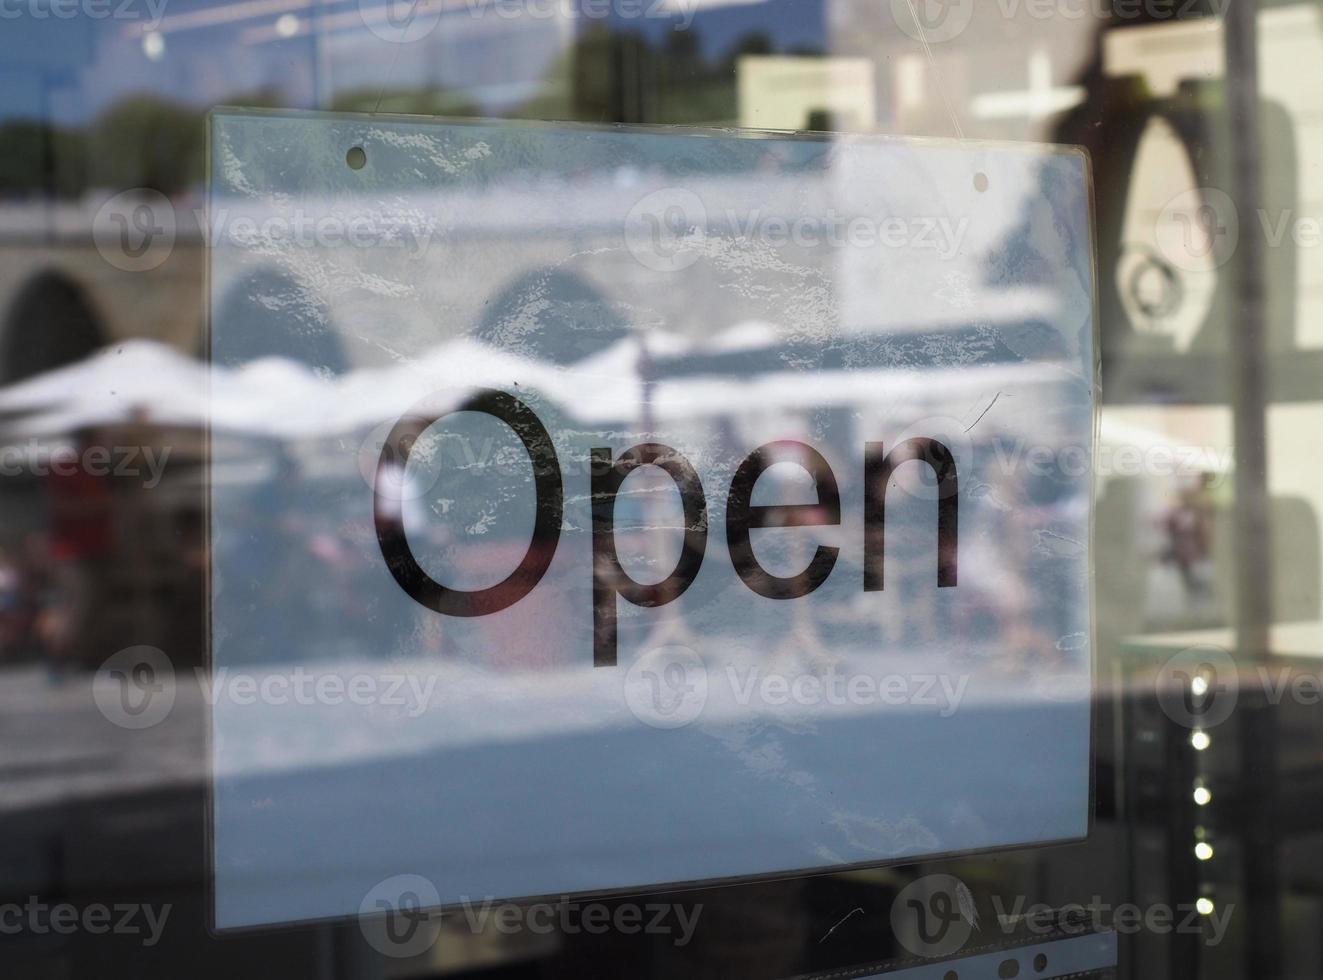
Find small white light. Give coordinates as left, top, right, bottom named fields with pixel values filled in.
left=1191, top=730, right=1211, bottom=751
left=1191, top=675, right=1209, bottom=697
left=1193, top=786, right=1212, bottom=806
left=1196, top=897, right=1215, bottom=915
left=275, top=13, right=300, bottom=37
left=142, top=32, right=165, bottom=61
left=1195, top=842, right=1214, bottom=861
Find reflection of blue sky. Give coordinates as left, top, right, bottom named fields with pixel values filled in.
left=614, top=0, right=824, bottom=58
left=2, top=0, right=821, bottom=124
left=4, top=3, right=323, bottom=123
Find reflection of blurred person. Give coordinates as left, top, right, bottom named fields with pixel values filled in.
left=373, top=448, right=428, bottom=537
left=0, top=546, right=22, bottom=660
left=13, top=532, right=52, bottom=661
left=373, top=424, right=430, bottom=576
left=41, top=441, right=114, bottom=674
left=373, top=424, right=434, bottom=659
left=1162, top=473, right=1215, bottom=601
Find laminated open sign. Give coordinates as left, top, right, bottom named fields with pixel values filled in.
left=206, top=110, right=1097, bottom=931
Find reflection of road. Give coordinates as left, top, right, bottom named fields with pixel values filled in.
left=213, top=684, right=1090, bottom=929
left=0, top=664, right=205, bottom=815
left=0, top=640, right=1094, bottom=819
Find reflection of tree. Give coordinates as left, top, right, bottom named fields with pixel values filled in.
left=330, top=88, right=479, bottom=118
left=0, top=119, right=86, bottom=198
left=86, top=95, right=206, bottom=195
left=0, top=24, right=814, bottom=198
left=521, top=23, right=816, bottom=125
left=0, top=88, right=281, bottom=198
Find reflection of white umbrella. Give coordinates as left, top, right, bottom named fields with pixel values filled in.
left=651, top=360, right=1059, bottom=422
left=0, top=335, right=1066, bottom=444
left=0, top=343, right=343, bottom=442
left=0, top=340, right=205, bottom=414
left=326, top=337, right=553, bottom=434
left=214, top=357, right=337, bottom=438
left=0, top=333, right=1071, bottom=445
left=326, top=337, right=647, bottom=433
left=0, top=340, right=211, bottom=439
left=705, top=320, right=778, bottom=353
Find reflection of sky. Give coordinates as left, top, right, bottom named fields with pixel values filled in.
left=2, top=0, right=822, bottom=124
left=616, top=0, right=824, bottom=58
left=5, top=8, right=324, bottom=122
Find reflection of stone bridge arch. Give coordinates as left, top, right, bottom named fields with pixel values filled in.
left=475, top=268, right=630, bottom=365
left=211, top=267, right=347, bottom=373
left=0, top=211, right=203, bottom=380
left=1, top=270, right=106, bottom=385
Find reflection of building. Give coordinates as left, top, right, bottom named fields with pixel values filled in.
left=737, top=55, right=875, bottom=129
left=0, top=203, right=201, bottom=383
